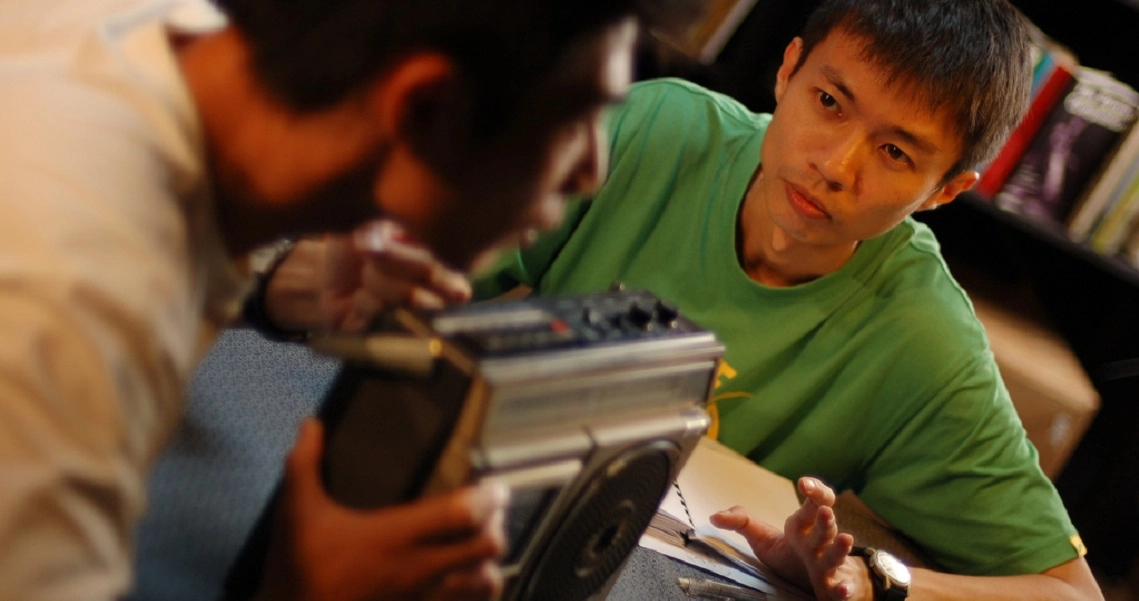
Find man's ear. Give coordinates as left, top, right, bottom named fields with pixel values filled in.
left=365, top=54, right=469, bottom=237
left=918, top=169, right=980, bottom=211
left=774, top=37, right=804, bottom=104
left=367, top=53, right=466, bottom=172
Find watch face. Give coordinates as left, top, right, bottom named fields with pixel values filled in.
left=874, top=551, right=912, bottom=588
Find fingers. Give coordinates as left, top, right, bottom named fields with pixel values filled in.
left=799, top=476, right=836, bottom=508
left=806, top=505, right=839, bottom=553
left=786, top=477, right=836, bottom=539
left=282, top=419, right=329, bottom=512
left=359, top=250, right=471, bottom=305
left=710, top=506, right=783, bottom=556
left=814, top=536, right=860, bottom=601
left=355, top=221, right=472, bottom=302
left=393, top=484, right=510, bottom=545
left=412, top=521, right=506, bottom=588
left=391, top=489, right=508, bottom=596
left=282, top=422, right=508, bottom=542
left=326, top=220, right=470, bottom=330
left=820, top=532, right=854, bottom=570
left=427, top=561, right=503, bottom=601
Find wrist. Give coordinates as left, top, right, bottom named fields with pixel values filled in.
left=852, top=546, right=911, bottom=601
left=850, top=554, right=876, bottom=601
left=242, top=238, right=310, bottom=342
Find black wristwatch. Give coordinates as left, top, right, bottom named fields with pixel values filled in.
left=852, top=546, right=911, bottom=601
left=241, top=238, right=309, bottom=343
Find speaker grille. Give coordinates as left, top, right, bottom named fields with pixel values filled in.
left=521, top=442, right=676, bottom=601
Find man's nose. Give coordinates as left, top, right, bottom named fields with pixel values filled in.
left=813, top=130, right=859, bottom=192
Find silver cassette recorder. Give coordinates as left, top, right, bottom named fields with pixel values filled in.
left=226, top=288, right=724, bottom=601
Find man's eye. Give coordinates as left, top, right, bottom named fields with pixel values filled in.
left=818, top=91, right=837, bottom=109
left=884, top=144, right=910, bottom=164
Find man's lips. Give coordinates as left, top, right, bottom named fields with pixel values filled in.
left=785, top=182, right=830, bottom=220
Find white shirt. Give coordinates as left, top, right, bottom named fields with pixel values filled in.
left=0, top=0, right=246, bottom=598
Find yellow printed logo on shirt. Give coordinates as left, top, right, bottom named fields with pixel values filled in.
left=706, top=360, right=750, bottom=440
left=1070, top=534, right=1087, bottom=557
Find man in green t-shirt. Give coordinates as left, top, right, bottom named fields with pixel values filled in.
left=266, top=0, right=1105, bottom=599
left=467, top=0, right=1103, bottom=599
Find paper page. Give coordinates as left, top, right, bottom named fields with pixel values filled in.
left=640, top=531, right=810, bottom=600
left=638, top=532, right=774, bottom=592
left=678, top=437, right=802, bottom=560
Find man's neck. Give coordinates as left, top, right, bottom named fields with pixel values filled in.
left=735, top=170, right=859, bottom=287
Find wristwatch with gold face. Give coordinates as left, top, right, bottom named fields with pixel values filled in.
left=853, top=546, right=911, bottom=600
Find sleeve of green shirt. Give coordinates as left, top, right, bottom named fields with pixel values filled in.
left=853, top=300, right=1082, bottom=577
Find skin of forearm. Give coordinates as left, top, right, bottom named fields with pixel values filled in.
left=264, top=238, right=328, bottom=332
left=905, top=559, right=1104, bottom=601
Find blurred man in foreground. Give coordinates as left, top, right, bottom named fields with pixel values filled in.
left=0, top=0, right=698, bottom=598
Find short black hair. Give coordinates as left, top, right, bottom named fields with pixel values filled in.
left=795, top=0, right=1034, bottom=178
left=219, top=0, right=702, bottom=136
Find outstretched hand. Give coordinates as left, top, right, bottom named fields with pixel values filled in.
left=710, top=477, right=872, bottom=601
left=257, top=420, right=507, bottom=601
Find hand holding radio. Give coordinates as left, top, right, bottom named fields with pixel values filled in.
left=263, top=220, right=472, bottom=335
left=230, top=289, right=724, bottom=601
left=254, top=420, right=508, bottom=601
left=325, top=220, right=472, bottom=332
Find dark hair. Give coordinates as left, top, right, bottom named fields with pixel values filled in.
left=795, top=0, right=1034, bottom=177
left=219, top=0, right=702, bottom=137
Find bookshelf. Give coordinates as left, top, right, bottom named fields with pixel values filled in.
left=954, top=193, right=1139, bottom=291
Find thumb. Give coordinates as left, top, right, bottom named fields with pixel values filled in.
left=710, top=506, right=783, bottom=554
left=283, top=419, right=330, bottom=511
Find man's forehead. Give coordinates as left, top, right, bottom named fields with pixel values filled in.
left=805, top=33, right=964, bottom=160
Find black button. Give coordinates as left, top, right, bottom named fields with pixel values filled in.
left=654, top=300, right=680, bottom=325
left=627, top=302, right=653, bottom=328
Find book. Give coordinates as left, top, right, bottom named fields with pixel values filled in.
left=1066, top=119, right=1139, bottom=241
left=974, top=56, right=1077, bottom=199
left=996, top=68, right=1139, bottom=224
left=1123, top=217, right=1139, bottom=267
left=1089, top=163, right=1139, bottom=254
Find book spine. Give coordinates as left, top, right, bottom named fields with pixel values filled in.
left=1123, top=217, right=1139, bottom=267
left=1090, top=167, right=1139, bottom=254
left=1066, top=121, right=1139, bottom=240
left=975, top=61, right=1076, bottom=199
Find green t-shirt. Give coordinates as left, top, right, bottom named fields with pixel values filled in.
left=474, top=78, right=1083, bottom=576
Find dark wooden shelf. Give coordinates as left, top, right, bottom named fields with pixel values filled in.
left=955, top=192, right=1139, bottom=291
